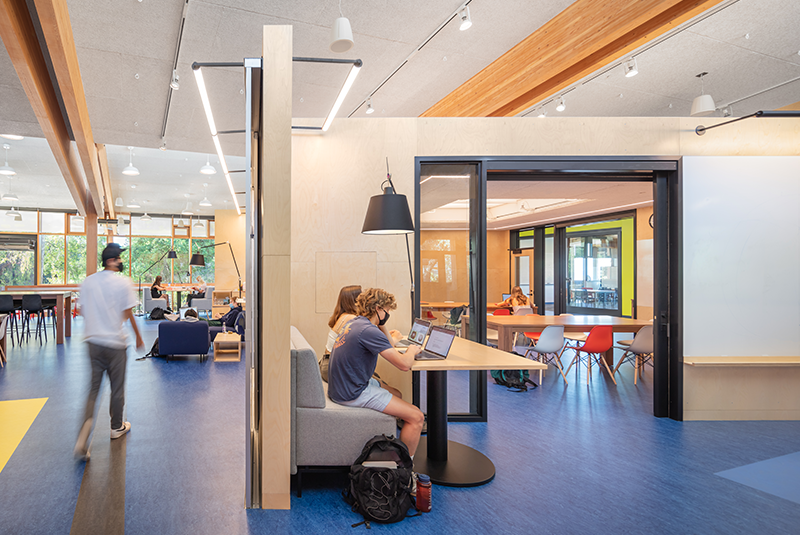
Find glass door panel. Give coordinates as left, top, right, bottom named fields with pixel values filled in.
left=566, top=230, right=621, bottom=316
left=510, top=249, right=534, bottom=303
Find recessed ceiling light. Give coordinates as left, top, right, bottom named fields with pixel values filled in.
left=0, top=144, right=16, bottom=176
left=131, top=184, right=136, bottom=189
left=0, top=134, right=23, bottom=140
left=122, top=146, right=139, bottom=176
left=459, top=6, right=472, bottom=31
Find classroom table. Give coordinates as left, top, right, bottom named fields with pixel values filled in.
left=420, top=301, right=533, bottom=313
left=0, top=291, right=72, bottom=344
left=411, top=336, right=546, bottom=487
left=467, top=314, right=651, bottom=365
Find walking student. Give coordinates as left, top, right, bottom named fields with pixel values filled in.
left=74, top=243, right=144, bottom=460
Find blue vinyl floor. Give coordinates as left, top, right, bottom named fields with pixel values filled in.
left=0, top=317, right=799, bottom=534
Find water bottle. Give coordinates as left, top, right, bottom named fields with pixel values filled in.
left=415, top=474, right=431, bottom=512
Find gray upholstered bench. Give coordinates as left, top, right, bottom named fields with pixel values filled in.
left=291, top=326, right=396, bottom=496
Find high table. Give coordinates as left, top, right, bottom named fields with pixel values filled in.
left=468, top=314, right=651, bottom=365
left=411, top=337, right=546, bottom=487
left=421, top=301, right=532, bottom=313
left=0, top=291, right=72, bottom=344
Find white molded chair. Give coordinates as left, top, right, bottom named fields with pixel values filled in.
left=187, top=286, right=214, bottom=318
left=522, top=325, right=567, bottom=384
left=612, top=325, right=654, bottom=384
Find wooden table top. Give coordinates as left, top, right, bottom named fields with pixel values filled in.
left=214, top=332, right=241, bottom=342
left=484, top=314, right=652, bottom=331
left=0, top=290, right=72, bottom=296
left=411, top=336, right=546, bottom=372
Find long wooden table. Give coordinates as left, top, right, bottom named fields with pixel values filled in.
left=0, top=291, right=72, bottom=344
left=421, top=301, right=534, bottom=313
left=468, top=314, right=651, bottom=365
left=410, top=336, right=546, bottom=487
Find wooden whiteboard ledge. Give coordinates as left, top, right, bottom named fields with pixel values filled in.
left=684, top=357, right=800, bottom=367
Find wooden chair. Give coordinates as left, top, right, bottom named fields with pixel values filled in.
left=564, top=325, right=615, bottom=385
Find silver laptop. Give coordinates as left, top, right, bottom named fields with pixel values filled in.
left=397, top=318, right=432, bottom=347
left=415, top=326, right=456, bottom=361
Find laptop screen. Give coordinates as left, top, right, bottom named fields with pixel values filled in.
left=424, top=326, right=456, bottom=357
left=502, top=293, right=511, bottom=300
left=407, top=319, right=431, bottom=345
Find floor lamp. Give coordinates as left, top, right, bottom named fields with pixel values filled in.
left=138, top=247, right=177, bottom=314
left=361, top=160, right=415, bottom=321
left=190, top=241, right=242, bottom=298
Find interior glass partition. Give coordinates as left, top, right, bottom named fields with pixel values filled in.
left=566, top=229, right=621, bottom=315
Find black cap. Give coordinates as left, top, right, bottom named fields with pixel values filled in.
left=102, top=243, right=127, bottom=264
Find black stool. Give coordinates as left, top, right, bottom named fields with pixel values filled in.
left=21, top=295, right=47, bottom=344
left=0, top=295, right=21, bottom=347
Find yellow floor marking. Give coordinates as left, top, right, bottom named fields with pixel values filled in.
left=0, top=398, right=48, bottom=474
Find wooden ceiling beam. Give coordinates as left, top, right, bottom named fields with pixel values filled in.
left=95, top=143, right=114, bottom=219
left=422, top=0, right=726, bottom=118
left=33, top=0, right=104, bottom=215
left=0, top=0, right=94, bottom=215
left=778, top=100, right=800, bottom=111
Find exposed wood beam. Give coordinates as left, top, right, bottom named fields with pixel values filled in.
left=0, top=0, right=94, bottom=215
left=422, top=0, right=726, bottom=117
left=778, top=100, right=800, bottom=111
left=33, top=0, right=104, bottom=215
left=96, top=143, right=115, bottom=218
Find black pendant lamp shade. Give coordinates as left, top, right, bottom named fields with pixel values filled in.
left=190, top=253, right=205, bottom=267
left=362, top=186, right=414, bottom=235
left=167, top=249, right=178, bottom=259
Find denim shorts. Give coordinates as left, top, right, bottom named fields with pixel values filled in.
left=334, top=378, right=393, bottom=412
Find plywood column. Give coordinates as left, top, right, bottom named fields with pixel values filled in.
left=260, top=25, right=292, bottom=510
left=86, top=212, right=97, bottom=276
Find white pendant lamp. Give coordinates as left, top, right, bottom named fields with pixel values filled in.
left=2, top=191, right=18, bottom=202
left=0, top=144, right=16, bottom=176
left=122, top=146, right=140, bottom=176
left=181, top=201, right=193, bottom=215
left=193, top=219, right=204, bottom=230
left=127, top=198, right=140, bottom=208
left=330, top=10, right=354, bottom=53
left=459, top=6, right=472, bottom=31
left=6, top=207, right=21, bottom=218
left=690, top=72, right=716, bottom=117
left=140, top=212, right=152, bottom=221
left=200, top=155, right=216, bottom=175
left=199, top=197, right=212, bottom=207
left=115, top=197, right=124, bottom=207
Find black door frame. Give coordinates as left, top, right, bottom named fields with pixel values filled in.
left=415, top=156, right=683, bottom=421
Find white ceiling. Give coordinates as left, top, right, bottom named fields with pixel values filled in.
left=0, top=0, right=797, bottom=216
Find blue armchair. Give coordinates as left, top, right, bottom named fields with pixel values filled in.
left=209, top=311, right=245, bottom=342
left=158, top=320, right=211, bottom=362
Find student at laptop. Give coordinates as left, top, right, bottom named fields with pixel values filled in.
left=328, top=288, right=424, bottom=456
left=496, top=285, right=529, bottom=308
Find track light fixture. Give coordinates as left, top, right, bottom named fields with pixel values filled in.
left=690, top=72, right=716, bottom=117
left=160, top=139, right=167, bottom=151
left=623, top=57, right=639, bottom=77
left=366, top=97, right=375, bottom=114
left=459, top=6, right=472, bottom=31
left=556, top=97, right=566, bottom=112
left=170, top=69, right=180, bottom=90
left=122, top=146, right=140, bottom=176
left=537, top=109, right=547, bottom=118
left=0, top=144, right=16, bottom=176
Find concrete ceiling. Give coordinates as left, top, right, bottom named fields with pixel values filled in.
left=0, top=0, right=796, bottom=216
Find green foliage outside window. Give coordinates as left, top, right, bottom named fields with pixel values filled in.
left=0, top=250, right=35, bottom=286
left=67, top=235, right=87, bottom=284
left=40, top=235, right=65, bottom=284
left=190, top=239, right=215, bottom=284
left=130, top=237, right=172, bottom=285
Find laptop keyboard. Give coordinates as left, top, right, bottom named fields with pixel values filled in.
left=415, top=350, right=445, bottom=361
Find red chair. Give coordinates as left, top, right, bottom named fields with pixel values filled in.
left=493, top=309, right=511, bottom=316
left=523, top=313, right=542, bottom=343
left=564, top=325, right=616, bottom=385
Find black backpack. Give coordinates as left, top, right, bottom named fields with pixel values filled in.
left=491, top=353, right=538, bottom=392
left=150, top=307, right=165, bottom=320
left=343, top=435, right=418, bottom=527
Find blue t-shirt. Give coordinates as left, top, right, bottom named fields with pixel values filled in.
left=328, top=316, right=393, bottom=403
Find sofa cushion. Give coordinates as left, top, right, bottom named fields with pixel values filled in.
left=158, top=321, right=210, bottom=355
left=290, top=326, right=326, bottom=409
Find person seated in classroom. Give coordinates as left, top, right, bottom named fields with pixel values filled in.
left=496, top=285, right=530, bottom=312
left=327, top=288, right=424, bottom=457
left=192, top=303, right=242, bottom=329
left=150, top=275, right=171, bottom=310
left=186, top=275, right=208, bottom=307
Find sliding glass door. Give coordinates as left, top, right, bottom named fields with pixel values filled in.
left=566, top=229, right=622, bottom=316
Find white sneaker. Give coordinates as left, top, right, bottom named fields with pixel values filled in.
left=74, top=418, right=93, bottom=461
left=110, top=421, right=131, bottom=439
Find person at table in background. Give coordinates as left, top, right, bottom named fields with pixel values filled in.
left=328, top=288, right=424, bottom=456
left=150, top=275, right=171, bottom=311
left=186, top=275, right=207, bottom=308
left=74, top=243, right=144, bottom=461
left=496, top=285, right=529, bottom=311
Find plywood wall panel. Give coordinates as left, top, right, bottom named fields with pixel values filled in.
left=680, top=118, right=800, bottom=156
left=315, top=251, right=377, bottom=314
left=214, top=209, right=246, bottom=292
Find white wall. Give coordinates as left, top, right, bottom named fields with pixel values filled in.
left=683, top=156, right=800, bottom=357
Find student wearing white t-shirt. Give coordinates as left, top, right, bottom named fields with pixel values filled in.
left=74, top=243, right=144, bottom=461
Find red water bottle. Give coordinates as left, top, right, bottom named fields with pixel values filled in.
left=416, top=474, right=431, bottom=512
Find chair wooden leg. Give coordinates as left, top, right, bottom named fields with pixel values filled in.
left=598, top=353, right=616, bottom=385
left=551, top=352, right=569, bottom=385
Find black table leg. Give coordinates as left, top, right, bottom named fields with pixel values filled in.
left=412, top=370, right=495, bottom=487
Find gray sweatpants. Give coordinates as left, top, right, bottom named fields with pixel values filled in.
left=82, top=342, right=128, bottom=430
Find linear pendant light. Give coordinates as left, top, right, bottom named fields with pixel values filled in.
left=322, top=61, right=361, bottom=132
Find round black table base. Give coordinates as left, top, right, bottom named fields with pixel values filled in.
left=412, top=438, right=495, bottom=487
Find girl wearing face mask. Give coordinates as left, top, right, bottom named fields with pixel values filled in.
left=327, top=288, right=425, bottom=458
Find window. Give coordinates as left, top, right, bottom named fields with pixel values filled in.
left=132, top=216, right=172, bottom=237
left=130, top=237, right=172, bottom=285
left=40, top=235, right=65, bottom=284
left=0, top=236, right=36, bottom=286
left=66, top=235, right=87, bottom=284
left=41, top=212, right=65, bottom=234
left=0, top=210, right=37, bottom=233
left=172, top=239, right=191, bottom=283
left=190, top=238, right=215, bottom=283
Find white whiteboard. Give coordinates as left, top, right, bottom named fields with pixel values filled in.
left=683, top=156, right=800, bottom=357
